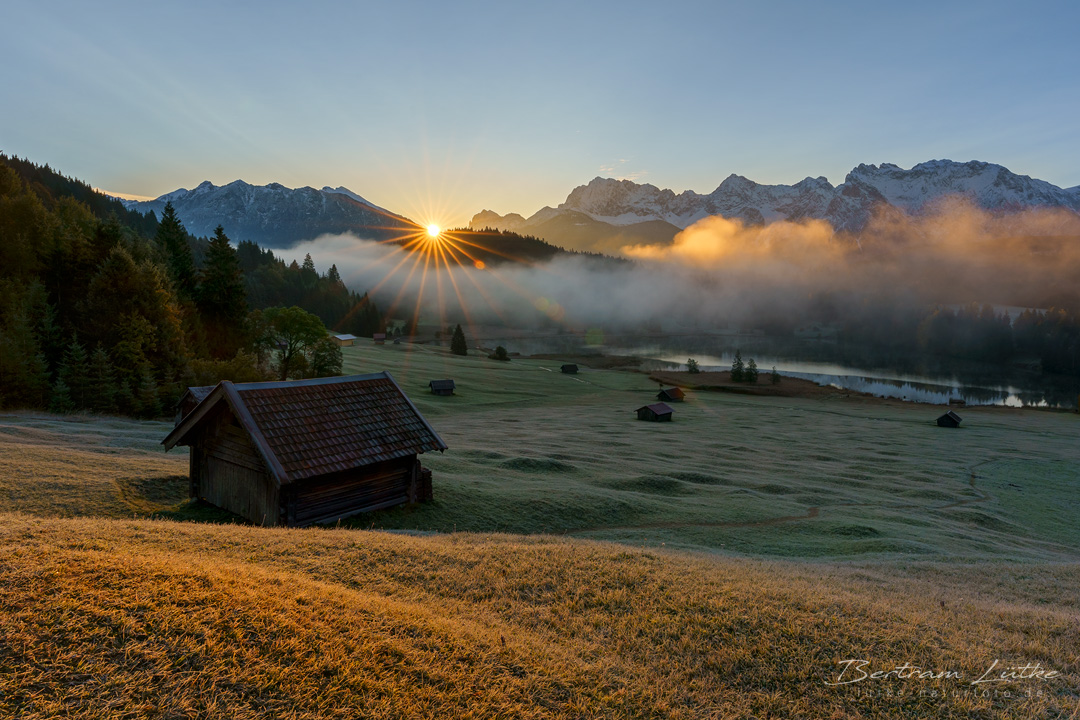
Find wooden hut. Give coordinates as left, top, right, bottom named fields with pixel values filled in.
left=657, top=387, right=685, bottom=402
left=936, top=410, right=962, bottom=428
left=561, top=364, right=579, bottom=374
left=428, top=379, right=455, bottom=396
left=174, top=385, right=214, bottom=425
left=636, top=402, right=674, bottom=422
left=161, top=372, right=446, bottom=527
left=373, top=332, right=387, bottom=345
left=331, top=333, right=357, bottom=347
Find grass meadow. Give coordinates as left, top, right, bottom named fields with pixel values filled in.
left=1, top=340, right=1078, bottom=718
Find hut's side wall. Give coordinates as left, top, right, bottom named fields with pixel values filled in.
left=191, top=406, right=279, bottom=526
left=286, top=456, right=418, bottom=527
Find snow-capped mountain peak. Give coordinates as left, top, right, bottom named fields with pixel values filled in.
left=470, top=159, right=1080, bottom=253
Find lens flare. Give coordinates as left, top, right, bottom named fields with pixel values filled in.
left=426, top=224, right=440, bottom=238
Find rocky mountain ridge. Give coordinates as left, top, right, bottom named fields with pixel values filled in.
left=125, top=180, right=412, bottom=247
left=470, top=160, right=1080, bottom=252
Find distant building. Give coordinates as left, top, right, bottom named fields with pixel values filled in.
left=162, top=372, right=446, bottom=527
left=936, top=411, right=962, bottom=428
left=373, top=333, right=387, bottom=345
left=428, top=379, right=456, bottom=396
left=636, top=402, right=674, bottom=422
left=657, top=387, right=685, bottom=402
left=174, top=385, right=214, bottom=425
left=331, top=333, right=357, bottom=347
left=561, top=364, right=578, bottom=374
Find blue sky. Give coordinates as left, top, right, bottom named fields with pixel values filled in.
left=2, top=0, right=1077, bottom=226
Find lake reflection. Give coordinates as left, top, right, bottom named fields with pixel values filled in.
left=608, top=347, right=1074, bottom=409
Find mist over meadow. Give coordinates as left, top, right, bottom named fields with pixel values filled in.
left=299, top=199, right=1080, bottom=332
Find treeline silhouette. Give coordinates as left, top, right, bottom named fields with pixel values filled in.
left=0, top=156, right=384, bottom=417
left=431, top=227, right=629, bottom=266
left=840, top=302, right=1080, bottom=376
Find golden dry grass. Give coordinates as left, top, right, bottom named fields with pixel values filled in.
left=1, top=514, right=1078, bottom=719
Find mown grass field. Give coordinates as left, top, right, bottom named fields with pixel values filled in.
left=338, top=341, right=1080, bottom=562
left=1, top=340, right=1078, bottom=718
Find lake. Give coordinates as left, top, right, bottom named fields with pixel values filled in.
left=469, top=328, right=1079, bottom=409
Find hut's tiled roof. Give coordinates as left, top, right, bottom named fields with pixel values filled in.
left=163, top=373, right=446, bottom=485
left=638, top=402, right=674, bottom=415
left=428, top=379, right=456, bottom=391
left=659, top=387, right=685, bottom=399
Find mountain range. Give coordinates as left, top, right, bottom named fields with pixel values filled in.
left=123, top=160, right=1080, bottom=254
left=124, top=180, right=414, bottom=247
left=470, top=160, right=1080, bottom=254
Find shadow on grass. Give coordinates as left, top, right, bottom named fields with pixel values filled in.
left=114, top=474, right=249, bottom=525
left=150, top=499, right=250, bottom=525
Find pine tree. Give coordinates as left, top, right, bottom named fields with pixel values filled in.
left=771, top=365, right=781, bottom=385
left=87, top=345, right=118, bottom=414
left=58, top=340, right=91, bottom=410
left=300, top=253, right=317, bottom=290
left=731, top=350, right=745, bottom=382
left=745, top=358, right=758, bottom=383
left=450, top=324, right=468, bottom=356
left=136, top=366, right=161, bottom=418
left=156, top=201, right=197, bottom=300
left=25, top=353, right=51, bottom=408
left=49, top=377, right=75, bottom=414
left=198, top=225, right=248, bottom=359
left=327, top=264, right=342, bottom=286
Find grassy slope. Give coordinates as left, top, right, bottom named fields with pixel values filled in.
left=1, top=342, right=1079, bottom=717
left=2, top=515, right=1078, bottom=719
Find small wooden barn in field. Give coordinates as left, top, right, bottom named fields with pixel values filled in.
left=657, top=387, right=685, bottom=402
left=428, top=379, right=455, bottom=396
left=162, top=372, right=446, bottom=527
left=636, top=402, right=674, bottom=422
left=936, top=410, right=962, bottom=428
left=331, top=333, right=357, bottom=347
left=373, top=332, right=387, bottom=345
left=561, top=364, right=578, bottom=374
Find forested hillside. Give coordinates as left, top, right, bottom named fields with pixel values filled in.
left=0, top=157, right=385, bottom=416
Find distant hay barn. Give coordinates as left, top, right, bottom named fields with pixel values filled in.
left=657, top=387, right=685, bottom=402
left=636, top=402, right=674, bottom=422
left=936, top=410, right=963, bottom=428
left=561, top=364, right=578, bottom=374
left=331, top=333, right=357, bottom=347
left=428, top=379, right=455, bottom=396
left=373, top=332, right=387, bottom=345
left=162, top=372, right=446, bottom=527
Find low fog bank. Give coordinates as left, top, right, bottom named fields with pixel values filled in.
left=294, top=198, right=1080, bottom=332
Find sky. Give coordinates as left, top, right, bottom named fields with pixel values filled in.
left=2, top=0, right=1078, bottom=228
